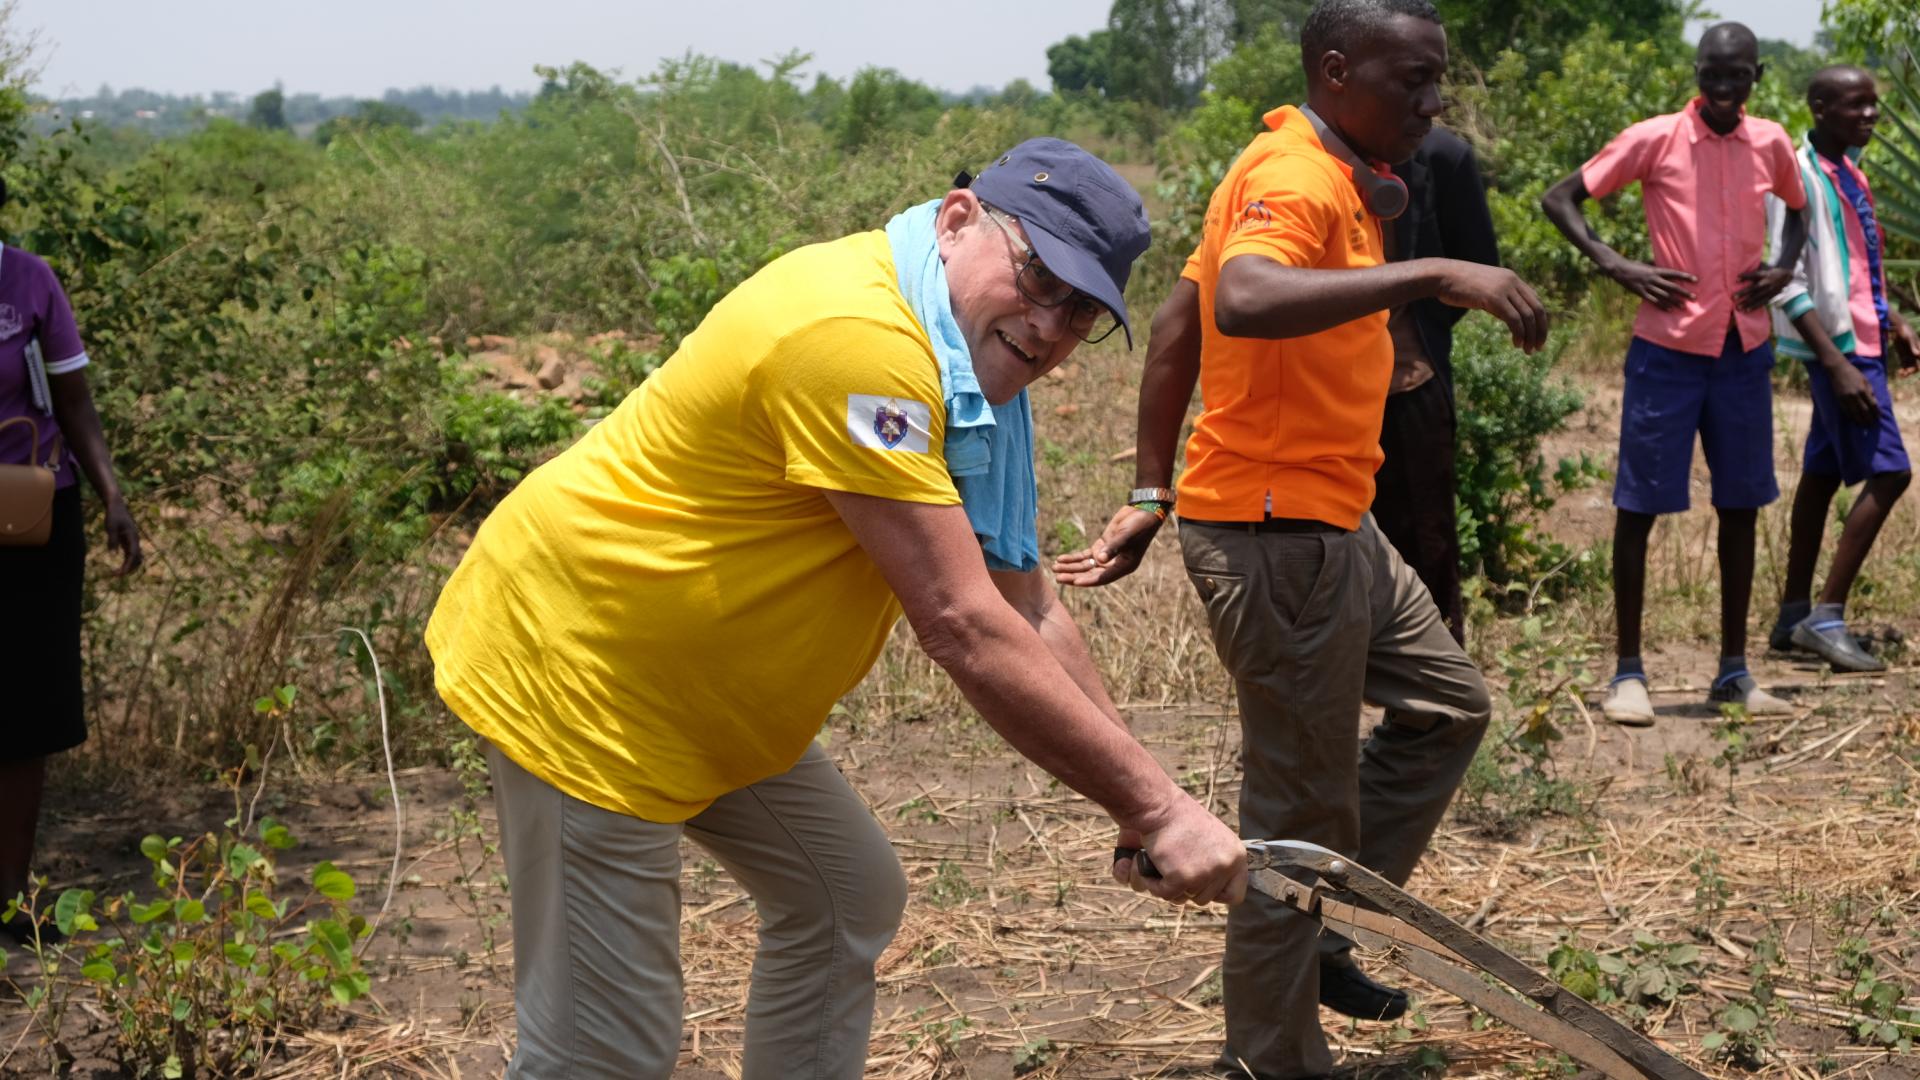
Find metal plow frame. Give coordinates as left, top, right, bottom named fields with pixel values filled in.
left=1247, top=840, right=1708, bottom=1080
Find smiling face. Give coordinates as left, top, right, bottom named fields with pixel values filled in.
left=1313, top=13, right=1447, bottom=165
left=1812, top=68, right=1879, bottom=150
left=935, top=190, right=1081, bottom=405
left=1694, top=34, right=1762, bottom=131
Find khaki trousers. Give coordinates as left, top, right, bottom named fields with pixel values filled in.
left=1179, top=516, right=1491, bottom=1080
left=488, top=742, right=906, bottom=1079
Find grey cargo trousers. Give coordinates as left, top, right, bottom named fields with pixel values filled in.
left=1179, top=514, right=1491, bottom=1079
left=488, top=742, right=906, bottom=1079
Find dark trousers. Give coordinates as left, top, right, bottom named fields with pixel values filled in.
left=1179, top=517, right=1490, bottom=1079
left=1373, top=376, right=1465, bottom=644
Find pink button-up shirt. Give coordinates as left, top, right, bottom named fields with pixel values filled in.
left=1582, top=99, right=1807, bottom=357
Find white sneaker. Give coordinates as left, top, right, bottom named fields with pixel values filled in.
left=1602, top=677, right=1655, bottom=726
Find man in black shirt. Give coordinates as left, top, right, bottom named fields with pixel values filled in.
left=1374, top=127, right=1501, bottom=643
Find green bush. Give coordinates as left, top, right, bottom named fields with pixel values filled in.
left=2, top=748, right=371, bottom=1078
left=1451, top=316, right=1606, bottom=587
left=1450, top=31, right=1692, bottom=301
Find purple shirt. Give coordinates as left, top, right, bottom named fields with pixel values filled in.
left=0, top=245, right=88, bottom=488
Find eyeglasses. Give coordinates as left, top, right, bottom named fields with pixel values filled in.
left=980, top=205, right=1121, bottom=344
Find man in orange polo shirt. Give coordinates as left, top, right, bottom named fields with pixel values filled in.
left=1056, top=1, right=1548, bottom=1075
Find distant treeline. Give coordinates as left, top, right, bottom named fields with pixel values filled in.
left=34, top=84, right=535, bottom=136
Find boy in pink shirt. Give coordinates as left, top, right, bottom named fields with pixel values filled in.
left=1766, top=66, right=1919, bottom=672
left=1542, top=22, right=1807, bottom=724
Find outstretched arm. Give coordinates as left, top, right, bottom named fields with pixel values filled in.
left=1215, top=252, right=1548, bottom=352
left=1053, top=278, right=1201, bottom=588
left=993, top=566, right=1128, bottom=731
left=831, top=490, right=1248, bottom=907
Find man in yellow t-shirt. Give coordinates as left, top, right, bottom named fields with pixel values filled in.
left=426, top=138, right=1248, bottom=1079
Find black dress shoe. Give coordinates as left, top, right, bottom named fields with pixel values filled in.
left=1319, top=956, right=1408, bottom=1021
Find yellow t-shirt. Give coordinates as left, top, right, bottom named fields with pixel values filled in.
left=425, top=231, right=958, bottom=822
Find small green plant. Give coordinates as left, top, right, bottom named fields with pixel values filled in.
left=1834, top=936, right=1919, bottom=1051
left=1703, top=935, right=1785, bottom=1067
left=25, top=766, right=370, bottom=1078
left=688, top=857, right=723, bottom=893
left=894, top=796, right=943, bottom=824
left=1605, top=933, right=1703, bottom=1013
left=904, top=1012, right=974, bottom=1053
left=1193, top=967, right=1224, bottom=1007
left=1459, top=607, right=1594, bottom=837
left=1372, top=1004, right=1435, bottom=1053
left=1691, top=850, right=1730, bottom=932
left=1, top=875, right=87, bottom=1071
left=1407, top=1044, right=1449, bottom=1076
left=926, top=861, right=979, bottom=910
left=435, top=733, right=510, bottom=970
left=1701, top=999, right=1774, bottom=1067
left=1547, top=937, right=1614, bottom=1003
left=1711, top=705, right=1753, bottom=805
left=1518, top=1052, right=1582, bottom=1078
left=1012, top=1036, right=1054, bottom=1074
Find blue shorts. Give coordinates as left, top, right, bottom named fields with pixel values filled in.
left=1803, top=353, right=1911, bottom=485
left=1614, top=334, right=1778, bottom=515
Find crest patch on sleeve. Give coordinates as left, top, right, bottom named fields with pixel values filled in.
left=847, top=394, right=933, bottom=453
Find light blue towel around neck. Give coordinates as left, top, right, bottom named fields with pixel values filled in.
left=885, top=200, right=1040, bottom=573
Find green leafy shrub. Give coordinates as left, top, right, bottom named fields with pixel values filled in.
left=1451, top=316, right=1607, bottom=588
left=1835, top=936, right=1919, bottom=1051
left=2, top=756, right=371, bottom=1078
left=1448, top=31, right=1692, bottom=300
left=1459, top=603, right=1595, bottom=837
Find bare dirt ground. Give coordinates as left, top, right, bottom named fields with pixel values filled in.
left=7, top=366, right=1920, bottom=1079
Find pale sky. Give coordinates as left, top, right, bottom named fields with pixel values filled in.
left=16, top=0, right=1825, bottom=101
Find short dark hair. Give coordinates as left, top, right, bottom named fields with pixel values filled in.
left=1695, top=22, right=1759, bottom=64
left=1808, top=64, right=1873, bottom=108
left=1300, top=0, right=1442, bottom=79
left=0, top=176, right=8, bottom=211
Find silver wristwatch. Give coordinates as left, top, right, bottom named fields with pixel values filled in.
left=1128, top=487, right=1177, bottom=506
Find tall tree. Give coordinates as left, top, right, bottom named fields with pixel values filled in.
left=1047, top=30, right=1115, bottom=95
left=1823, top=0, right=1920, bottom=67
left=248, top=87, right=287, bottom=130
left=1434, top=0, right=1683, bottom=69
left=1104, top=0, right=1231, bottom=110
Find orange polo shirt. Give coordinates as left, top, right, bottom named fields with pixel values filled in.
left=1177, top=105, right=1391, bottom=528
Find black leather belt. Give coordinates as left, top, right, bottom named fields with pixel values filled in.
left=1179, top=516, right=1345, bottom=534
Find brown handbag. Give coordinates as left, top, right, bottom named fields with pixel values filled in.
left=0, top=415, right=59, bottom=546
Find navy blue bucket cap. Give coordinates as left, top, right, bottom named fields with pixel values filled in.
left=958, top=137, right=1151, bottom=347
